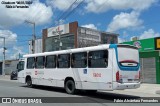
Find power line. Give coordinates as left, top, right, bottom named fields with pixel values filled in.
left=62, top=0, right=84, bottom=20
left=56, top=0, right=79, bottom=22
left=46, top=0, right=85, bottom=36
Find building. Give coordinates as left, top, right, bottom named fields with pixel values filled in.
left=122, top=37, right=160, bottom=84
left=0, top=60, right=19, bottom=75
left=29, top=38, right=42, bottom=54
left=130, top=36, right=139, bottom=41
left=42, top=21, right=118, bottom=52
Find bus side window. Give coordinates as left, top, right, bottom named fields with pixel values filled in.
left=57, top=54, right=70, bottom=68
left=27, top=57, right=35, bottom=69
left=71, top=52, right=87, bottom=68
left=88, top=50, right=108, bottom=68
left=45, top=55, right=56, bottom=68
left=35, top=56, right=45, bottom=69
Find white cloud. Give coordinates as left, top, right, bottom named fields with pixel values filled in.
left=0, top=0, right=53, bottom=28
left=0, top=30, right=17, bottom=46
left=55, top=19, right=65, bottom=25
left=139, top=29, right=160, bottom=39
left=81, top=24, right=97, bottom=30
left=0, top=30, right=20, bottom=60
left=107, top=11, right=143, bottom=32
left=118, top=37, right=125, bottom=43
left=85, top=0, right=157, bottom=13
left=46, top=0, right=75, bottom=11
left=9, top=46, right=26, bottom=60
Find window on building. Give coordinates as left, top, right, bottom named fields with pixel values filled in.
left=45, top=35, right=74, bottom=52
left=45, top=55, right=56, bottom=68
left=5, top=64, right=10, bottom=67
left=35, top=56, right=45, bottom=68
left=71, top=52, right=87, bottom=68
left=27, top=57, right=35, bottom=69
left=57, top=54, right=70, bottom=68
left=88, top=50, right=108, bottom=68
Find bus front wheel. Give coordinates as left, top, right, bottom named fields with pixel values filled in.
left=65, top=80, right=76, bottom=94
left=26, top=77, right=32, bottom=87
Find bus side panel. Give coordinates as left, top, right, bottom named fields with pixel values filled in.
left=112, top=49, right=118, bottom=83
left=32, top=69, right=56, bottom=86
left=72, top=68, right=83, bottom=89
left=18, top=71, right=26, bottom=84
left=75, top=49, right=113, bottom=90
left=53, top=68, right=75, bottom=87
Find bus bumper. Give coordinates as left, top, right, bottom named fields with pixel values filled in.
left=113, top=82, right=140, bottom=90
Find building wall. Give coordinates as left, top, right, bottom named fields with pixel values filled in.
left=78, top=27, right=101, bottom=48
left=5, top=60, right=19, bottom=75
left=29, top=39, right=42, bottom=54
left=0, top=60, right=19, bottom=75
left=42, top=29, right=48, bottom=52
left=122, top=38, right=160, bottom=84
left=69, top=21, right=78, bottom=48
left=42, top=21, right=78, bottom=52
left=42, top=21, right=118, bottom=52
left=35, top=39, right=42, bottom=53
left=101, top=32, right=118, bottom=44
left=140, top=51, right=160, bottom=84
left=45, top=34, right=75, bottom=52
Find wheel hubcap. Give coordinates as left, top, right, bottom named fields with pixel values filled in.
left=68, top=83, right=73, bottom=91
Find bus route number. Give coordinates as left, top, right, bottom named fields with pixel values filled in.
left=93, top=73, right=101, bottom=77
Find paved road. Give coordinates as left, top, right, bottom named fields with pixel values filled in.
left=0, top=80, right=159, bottom=106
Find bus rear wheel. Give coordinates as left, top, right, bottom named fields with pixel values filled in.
left=65, top=80, right=76, bottom=94
left=26, top=77, right=32, bottom=87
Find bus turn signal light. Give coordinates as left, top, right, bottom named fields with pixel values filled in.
left=116, top=71, right=119, bottom=82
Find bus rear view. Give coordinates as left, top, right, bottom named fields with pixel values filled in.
left=111, top=44, right=140, bottom=90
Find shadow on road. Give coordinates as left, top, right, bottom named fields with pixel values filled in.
left=20, top=85, right=140, bottom=102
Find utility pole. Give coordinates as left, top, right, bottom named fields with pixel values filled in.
left=25, top=20, right=36, bottom=54
left=0, top=37, right=6, bottom=76
left=57, top=29, right=62, bottom=50
left=19, top=53, right=21, bottom=60
left=55, top=25, right=63, bottom=50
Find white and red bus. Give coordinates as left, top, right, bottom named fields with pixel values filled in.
left=18, top=44, right=140, bottom=94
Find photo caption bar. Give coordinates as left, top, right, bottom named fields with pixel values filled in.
left=0, top=97, right=160, bottom=103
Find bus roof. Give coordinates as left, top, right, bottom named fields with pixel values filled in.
left=23, top=44, right=134, bottom=58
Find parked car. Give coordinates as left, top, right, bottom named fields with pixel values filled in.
left=10, top=70, right=18, bottom=80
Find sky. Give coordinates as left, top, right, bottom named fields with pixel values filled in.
left=0, top=0, right=160, bottom=60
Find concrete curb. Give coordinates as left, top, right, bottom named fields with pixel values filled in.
left=0, top=75, right=17, bottom=82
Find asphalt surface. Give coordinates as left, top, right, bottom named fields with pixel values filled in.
left=0, top=80, right=160, bottom=106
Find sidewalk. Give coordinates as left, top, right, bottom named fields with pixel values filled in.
left=0, top=75, right=10, bottom=79
left=0, top=75, right=17, bottom=82
left=103, top=83, right=160, bottom=97
left=0, top=75, right=160, bottom=96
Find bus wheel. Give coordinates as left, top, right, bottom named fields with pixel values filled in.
left=26, top=77, right=32, bottom=87
left=65, top=80, right=76, bottom=94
